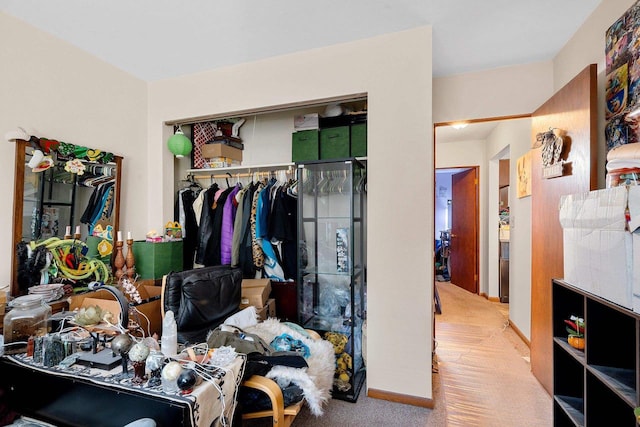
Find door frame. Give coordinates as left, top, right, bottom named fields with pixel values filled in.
left=433, top=114, right=528, bottom=293
left=435, top=166, right=479, bottom=294
left=432, top=114, right=529, bottom=360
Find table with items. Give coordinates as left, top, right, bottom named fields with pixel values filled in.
left=0, top=341, right=245, bottom=427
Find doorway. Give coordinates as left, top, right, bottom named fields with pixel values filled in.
left=434, top=167, right=479, bottom=294
left=434, top=116, right=530, bottom=303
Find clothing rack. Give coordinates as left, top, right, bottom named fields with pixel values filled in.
left=185, top=162, right=294, bottom=176
left=191, top=169, right=293, bottom=180
left=188, top=164, right=296, bottom=186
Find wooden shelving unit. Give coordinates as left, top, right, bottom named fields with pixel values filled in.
left=553, top=279, right=639, bottom=426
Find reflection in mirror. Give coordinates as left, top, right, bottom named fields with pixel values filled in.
left=12, top=139, right=122, bottom=296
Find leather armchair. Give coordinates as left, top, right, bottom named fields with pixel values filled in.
left=161, top=265, right=243, bottom=344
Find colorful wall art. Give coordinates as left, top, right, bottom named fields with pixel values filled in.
left=605, top=0, right=640, bottom=152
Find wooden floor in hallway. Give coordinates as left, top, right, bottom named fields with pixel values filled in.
left=434, top=281, right=552, bottom=427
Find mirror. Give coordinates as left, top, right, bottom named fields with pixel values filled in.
left=11, top=139, right=122, bottom=296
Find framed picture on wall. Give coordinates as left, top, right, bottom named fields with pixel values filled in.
left=517, top=151, right=532, bottom=198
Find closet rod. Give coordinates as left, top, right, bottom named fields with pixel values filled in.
left=191, top=170, right=292, bottom=180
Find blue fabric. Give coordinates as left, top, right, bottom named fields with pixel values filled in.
left=270, top=333, right=311, bottom=358
left=256, top=180, right=284, bottom=281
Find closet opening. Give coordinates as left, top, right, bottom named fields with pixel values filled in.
left=167, top=95, right=369, bottom=401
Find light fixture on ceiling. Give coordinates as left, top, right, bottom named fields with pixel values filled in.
left=167, top=126, right=192, bottom=158
left=451, top=122, right=468, bottom=130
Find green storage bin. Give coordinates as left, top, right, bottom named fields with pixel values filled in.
left=132, top=240, right=183, bottom=279
left=350, top=123, right=367, bottom=157
left=292, top=130, right=319, bottom=162
left=320, top=126, right=350, bottom=159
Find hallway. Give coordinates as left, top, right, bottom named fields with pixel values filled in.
left=435, top=281, right=552, bottom=426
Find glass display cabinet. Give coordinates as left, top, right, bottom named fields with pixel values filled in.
left=297, top=159, right=367, bottom=401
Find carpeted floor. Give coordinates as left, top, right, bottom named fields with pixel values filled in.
left=243, top=281, right=551, bottom=426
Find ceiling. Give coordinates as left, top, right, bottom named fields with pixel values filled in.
left=436, top=122, right=505, bottom=144
left=1, top=0, right=602, bottom=82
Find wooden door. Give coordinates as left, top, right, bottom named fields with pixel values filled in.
left=530, top=64, right=597, bottom=394
left=449, top=167, right=479, bottom=293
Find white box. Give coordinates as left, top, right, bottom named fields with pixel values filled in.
left=559, top=186, right=637, bottom=310
left=628, top=186, right=640, bottom=311
left=294, top=113, right=319, bottom=130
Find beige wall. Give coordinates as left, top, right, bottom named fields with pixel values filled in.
left=0, top=12, right=148, bottom=285
left=149, top=27, right=434, bottom=399
left=433, top=61, right=554, bottom=123
left=432, top=0, right=632, bottom=342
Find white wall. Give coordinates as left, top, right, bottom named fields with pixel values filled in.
left=148, top=27, right=434, bottom=399
left=0, top=12, right=148, bottom=285
left=487, top=145, right=509, bottom=300
left=486, top=119, right=533, bottom=339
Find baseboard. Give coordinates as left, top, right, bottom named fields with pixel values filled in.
left=480, top=292, right=500, bottom=303
left=508, top=318, right=531, bottom=347
left=367, top=388, right=434, bottom=409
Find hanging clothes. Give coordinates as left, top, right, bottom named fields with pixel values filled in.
left=269, top=184, right=298, bottom=280
left=231, top=186, right=249, bottom=267
left=175, top=182, right=201, bottom=270
left=185, top=169, right=297, bottom=278
left=220, top=184, right=241, bottom=265
left=195, top=183, right=219, bottom=266
left=209, top=186, right=233, bottom=265
left=80, top=180, right=115, bottom=234
left=238, top=183, right=258, bottom=278
left=256, top=179, right=285, bottom=281
left=250, top=182, right=265, bottom=269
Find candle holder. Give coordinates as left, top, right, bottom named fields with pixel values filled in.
left=126, top=238, right=136, bottom=280
left=114, top=240, right=125, bottom=282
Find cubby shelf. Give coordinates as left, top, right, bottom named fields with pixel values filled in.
left=553, top=279, right=640, bottom=426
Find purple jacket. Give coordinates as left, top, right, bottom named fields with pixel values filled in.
left=220, top=185, right=240, bottom=265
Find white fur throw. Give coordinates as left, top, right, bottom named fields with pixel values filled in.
left=244, top=318, right=336, bottom=416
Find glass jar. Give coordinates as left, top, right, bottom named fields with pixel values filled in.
left=3, top=294, right=52, bottom=354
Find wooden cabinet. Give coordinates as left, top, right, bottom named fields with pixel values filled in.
left=553, top=279, right=639, bottom=426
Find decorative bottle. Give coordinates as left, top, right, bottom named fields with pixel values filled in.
left=161, top=310, right=178, bottom=357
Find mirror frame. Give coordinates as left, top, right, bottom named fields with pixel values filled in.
left=10, top=139, right=122, bottom=296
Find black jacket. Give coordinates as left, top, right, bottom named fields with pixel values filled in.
left=195, top=185, right=218, bottom=265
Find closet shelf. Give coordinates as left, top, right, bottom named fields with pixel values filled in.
left=301, top=266, right=363, bottom=277
left=186, top=162, right=295, bottom=176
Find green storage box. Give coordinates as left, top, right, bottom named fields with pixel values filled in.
left=132, top=240, right=183, bottom=279
left=350, top=123, right=367, bottom=157
left=292, top=130, right=319, bottom=162
left=320, top=126, right=350, bottom=159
